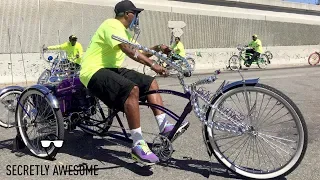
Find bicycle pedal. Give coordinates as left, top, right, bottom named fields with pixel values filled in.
left=171, top=129, right=187, bottom=142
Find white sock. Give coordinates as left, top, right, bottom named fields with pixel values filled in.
left=131, top=127, right=143, bottom=147
left=155, top=113, right=168, bottom=132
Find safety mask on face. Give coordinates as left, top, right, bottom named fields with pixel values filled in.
left=129, top=13, right=141, bottom=43
left=129, top=14, right=138, bottom=31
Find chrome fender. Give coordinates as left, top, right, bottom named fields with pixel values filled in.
left=203, top=124, right=229, bottom=162
left=202, top=124, right=214, bottom=157
left=0, top=86, right=24, bottom=96
left=21, top=84, right=60, bottom=109
left=221, top=78, right=259, bottom=93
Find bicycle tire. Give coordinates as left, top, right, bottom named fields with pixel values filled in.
left=0, top=90, right=22, bottom=127
left=257, top=54, right=268, bottom=69
left=308, top=52, right=320, bottom=66
left=185, top=57, right=195, bottom=71
left=206, top=83, right=307, bottom=179
left=264, top=51, right=273, bottom=60
left=228, top=55, right=241, bottom=71
left=15, top=89, right=64, bottom=159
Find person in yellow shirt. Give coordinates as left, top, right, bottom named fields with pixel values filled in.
left=80, top=0, right=189, bottom=165
left=43, top=35, right=83, bottom=65
left=171, top=37, right=186, bottom=57
left=245, top=34, right=263, bottom=67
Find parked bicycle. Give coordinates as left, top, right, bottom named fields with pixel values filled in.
left=0, top=35, right=307, bottom=180
left=308, top=51, right=320, bottom=66
left=264, top=50, right=273, bottom=60
left=228, top=44, right=270, bottom=71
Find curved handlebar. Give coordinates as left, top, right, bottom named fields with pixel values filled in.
left=111, top=35, right=192, bottom=76
left=237, top=44, right=253, bottom=51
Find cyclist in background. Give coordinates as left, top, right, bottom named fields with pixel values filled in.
left=43, top=35, right=83, bottom=66
left=171, top=37, right=186, bottom=58
left=245, top=34, right=263, bottom=67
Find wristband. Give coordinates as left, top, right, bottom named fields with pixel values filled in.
left=134, top=49, right=139, bottom=59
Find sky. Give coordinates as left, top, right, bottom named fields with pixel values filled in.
left=283, top=0, right=319, bottom=4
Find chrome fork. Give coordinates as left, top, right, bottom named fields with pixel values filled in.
left=187, top=73, right=249, bottom=135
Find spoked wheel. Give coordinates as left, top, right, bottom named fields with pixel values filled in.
left=308, top=52, right=320, bottom=66
left=257, top=54, right=269, bottom=69
left=264, top=51, right=273, bottom=61
left=206, top=83, right=307, bottom=179
left=15, top=89, right=64, bottom=159
left=37, top=69, right=51, bottom=84
left=185, top=57, right=195, bottom=72
left=78, top=99, right=113, bottom=135
left=0, top=90, right=22, bottom=127
left=228, top=55, right=241, bottom=71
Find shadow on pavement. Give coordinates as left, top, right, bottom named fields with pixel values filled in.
left=0, top=130, right=287, bottom=180
left=158, top=157, right=287, bottom=180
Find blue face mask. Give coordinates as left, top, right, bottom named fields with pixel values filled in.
left=129, top=14, right=139, bottom=31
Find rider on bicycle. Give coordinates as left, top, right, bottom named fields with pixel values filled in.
left=79, top=0, right=189, bottom=165
left=43, top=35, right=83, bottom=66
left=245, top=34, right=263, bottom=67
left=162, top=36, right=186, bottom=69
left=171, top=37, right=186, bottom=58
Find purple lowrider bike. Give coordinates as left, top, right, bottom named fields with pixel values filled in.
left=0, top=35, right=308, bottom=179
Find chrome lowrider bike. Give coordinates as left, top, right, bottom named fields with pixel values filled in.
left=0, top=35, right=307, bottom=180
left=37, top=48, right=80, bottom=85
left=0, top=50, right=79, bottom=128
left=228, top=44, right=270, bottom=71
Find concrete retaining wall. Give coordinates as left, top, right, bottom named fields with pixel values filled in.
left=1, top=45, right=319, bottom=85
left=1, top=0, right=320, bottom=85
left=1, top=0, right=320, bottom=53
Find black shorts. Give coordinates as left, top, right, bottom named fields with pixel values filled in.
left=87, top=68, right=154, bottom=111
left=246, top=49, right=260, bottom=58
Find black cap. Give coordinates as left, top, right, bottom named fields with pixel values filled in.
left=69, top=35, right=77, bottom=40
left=114, top=0, right=144, bottom=15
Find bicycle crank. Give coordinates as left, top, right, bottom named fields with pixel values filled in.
left=151, top=134, right=174, bottom=162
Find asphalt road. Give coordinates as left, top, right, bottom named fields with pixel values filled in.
left=0, top=65, right=320, bottom=180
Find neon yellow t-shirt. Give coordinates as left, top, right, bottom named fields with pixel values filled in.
left=48, top=42, right=83, bottom=64
left=248, top=39, right=263, bottom=54
left=171, top=41, right=186, bottom=57
left=80, top=19, right=133, bottom=87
